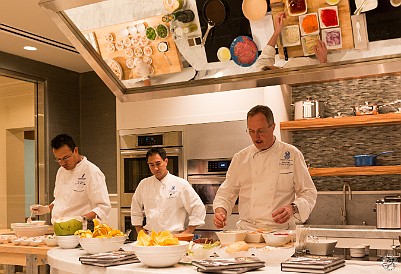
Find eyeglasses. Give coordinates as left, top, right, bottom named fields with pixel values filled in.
left=246, top=124, right=274, bottom=136
left=54, top=153, right=73, bottom=163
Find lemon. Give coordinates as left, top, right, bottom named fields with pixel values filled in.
left=217, top=47, right=231, bottom=62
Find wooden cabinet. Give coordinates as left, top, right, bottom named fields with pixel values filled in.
left=280, top=113, right=401, bottom=177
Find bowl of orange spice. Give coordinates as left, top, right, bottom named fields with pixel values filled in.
left=299, top=13, right=319, bottom=36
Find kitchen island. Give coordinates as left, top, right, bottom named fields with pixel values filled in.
left=48, top=248, right=400, bottom=274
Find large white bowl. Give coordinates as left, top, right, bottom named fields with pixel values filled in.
left=11, top=223, right=49, bottom=238
left=215, top=231, right=247, bottom=245
left=262, top=232, right=291, bottom=247
left=79, top=236, right=127, bottom=254
left=252, top=246, right=295, bottom=266
left=132, top=241, right=189, bottom=267
left=188, top=243, right=220, bottom=260
left=56, top=235, right=79, bottom=249
left=215, top=246, right=252, bottom=259
left=306, top=239, right=337, bottom=255
left=245, top=231, right=264, bottom=243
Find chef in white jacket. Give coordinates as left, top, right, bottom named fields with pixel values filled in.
left=213, top=105, right=317, bottom=230
left=131, top=147, right=206, bottom=235
left=31, top=134, right=111, bottom=224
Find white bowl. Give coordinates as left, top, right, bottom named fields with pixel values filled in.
left=252, top=246, right=295, bottom=266
left=262, top=232, right=291, bottom=247
left=11, top=224, right=49, bottom=238
left=29, top=220, right=46, bottom=226
left=215, top=231, right=247, bottom=245
left=245, top=232, right=264, bottom=243
left=215, top=246, right=251, bottom=259
left=306, top=239, right=337, bottom=255
left=188, top=243, right=220, bottom=260
left=56, top=235, right=79, bottom=249
left=79, top=236, right=127, bottom=254
left=132, top=241, right=188, bottom=267
left=350, top=245, right=366, bottom=258
left=21, top=239, right=30, bottom=246
left=29, top=239, right=42, bottom=247
left=43, top=237, right=58, bottom=247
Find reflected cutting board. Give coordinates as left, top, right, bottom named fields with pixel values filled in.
left=270, top=0, right=354, bottom=59
left=85, top=15, right=182, bottom=80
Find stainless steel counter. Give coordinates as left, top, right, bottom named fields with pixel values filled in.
left=308, top=225, right=401, bottom=239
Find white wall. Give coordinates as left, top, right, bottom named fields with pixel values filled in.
left=117, top=85, right=291, bottom=139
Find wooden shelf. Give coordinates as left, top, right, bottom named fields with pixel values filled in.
left=309, top=165, right=401, bottom=177
left=280, top=113, right=401, bottom=131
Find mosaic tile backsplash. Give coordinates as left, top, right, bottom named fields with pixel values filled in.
left=291, top=74, right=401, bottom=191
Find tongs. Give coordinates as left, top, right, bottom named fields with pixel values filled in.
left=354, top=0, right=368, bottom=15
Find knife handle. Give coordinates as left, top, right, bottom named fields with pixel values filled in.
left=283, top=46, right=288, bottom=61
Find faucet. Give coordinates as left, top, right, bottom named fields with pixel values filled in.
left=341, top=182, right=352, bottom=225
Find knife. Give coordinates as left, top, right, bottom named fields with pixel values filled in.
left=270, top=1, right=288, bottom=61
left=278, top=33, right=288, bottom=61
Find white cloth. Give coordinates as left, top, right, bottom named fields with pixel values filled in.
left=254, top=45, right=320, bottom=71
left=131, top=172, right=206, bottom=232
left=213, top=139, right=317, bottom=230
left=51, top=157, right=111, bottom=223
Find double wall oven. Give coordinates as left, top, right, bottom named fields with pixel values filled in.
left=119, top=131, right=183, bottom=240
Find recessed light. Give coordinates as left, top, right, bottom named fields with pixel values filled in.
left=23, top=46, right=37, bottom=51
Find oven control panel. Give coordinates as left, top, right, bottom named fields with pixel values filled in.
left=208, top=160, right=231, bottom=172
left=137, top=134, right=163, bottom=146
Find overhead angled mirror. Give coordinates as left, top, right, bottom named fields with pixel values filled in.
left=39, top=0, right=401, bottom=102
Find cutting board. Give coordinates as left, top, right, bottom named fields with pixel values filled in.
left=270, top=0, right=354, bottom=58
left=85, top=16, right=183, bottom=80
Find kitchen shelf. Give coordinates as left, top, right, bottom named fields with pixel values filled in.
left=309, top=165, right=401, bottom=177
left=280, top=113, right=401, bottom=131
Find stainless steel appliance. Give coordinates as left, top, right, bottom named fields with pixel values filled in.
left=187, top=158, right=239, bottom=237
left=294, top=97, right=325, bottom=120
left=375, top=196, right=401, bottom=229
left=119, top=131, right=183, bottom=240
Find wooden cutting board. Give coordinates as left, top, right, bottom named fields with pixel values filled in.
left=270, top=0, right=354, bottom=59
left=85, top=16, right=183, bottom=80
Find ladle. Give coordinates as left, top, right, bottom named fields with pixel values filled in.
left=27, top=211, right=33, bottom=223
left=201, top=21, right=215, bottom=47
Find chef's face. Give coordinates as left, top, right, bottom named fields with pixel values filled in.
left=147, top=153, right=169, bottom=181
left=247, top=112, right=275, bottom=150
left=53, top=145, right=80, bottom=170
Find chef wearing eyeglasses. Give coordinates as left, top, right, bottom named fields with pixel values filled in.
left=213, top=105, right=317, bottom=230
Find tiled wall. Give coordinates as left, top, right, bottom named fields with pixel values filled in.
left=291, top=75, right=401, bottom=191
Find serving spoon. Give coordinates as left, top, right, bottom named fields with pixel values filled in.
left=27, top=211, right=33, bottom=223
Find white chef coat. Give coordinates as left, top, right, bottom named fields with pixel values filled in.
left=131, top=172, right=206, bottom=233
left=213, top=139, right=317, bottom=230
left=51, top=157, right=111, bottom=224
left=254, top=45, right=320, bottom=71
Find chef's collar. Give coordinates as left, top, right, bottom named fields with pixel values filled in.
left=253, top=136, right=277, bottom=157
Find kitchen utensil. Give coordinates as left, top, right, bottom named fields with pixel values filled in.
left=352, top=102, right=379, bottom=115
left=375, top=196, right=401, bottom=229
left=356, top=21, right=362, bottom=42
left=27, top=211, right=33, bottom=223
left=278, top=33, right=288, bottom=61
left=242, top=0, right=268, bottom=21
left=294, top=97, right=325, bottom=120
left=201, top=0, right=227, bottom=47
left=158, top=42, right=172, bottom=65
left=354, top=0, right=367, bottom=15
left=230, top=36, right=259, bottom=67
left=353, top=151, right=394, bottom=167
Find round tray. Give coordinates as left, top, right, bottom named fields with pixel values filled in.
left=230, top=36, right=258, bottom=67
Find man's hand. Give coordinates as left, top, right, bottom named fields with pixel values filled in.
left=214, top=207, right=227, bottom=229
left=272, top=205, right=293, bottom=224
left=30, top=204, right=50, bottom=215
left=314, top=40, right=328, bottom=64
left=274, top=12, right=286, bottom=35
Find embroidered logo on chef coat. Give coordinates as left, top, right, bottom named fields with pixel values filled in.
left=167, top=185, right=178, bottom=199
left=74, top=173, right=86, bottom=192
left=279, top=151, right=293, bottom=167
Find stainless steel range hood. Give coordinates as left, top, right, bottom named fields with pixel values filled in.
left=39, top=0, right=401, bottom=102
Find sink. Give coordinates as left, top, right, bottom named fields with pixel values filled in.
left=308, top=225, right=377, bottom=230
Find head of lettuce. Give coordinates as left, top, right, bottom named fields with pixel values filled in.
left=53, top=217, right=83, bottom=236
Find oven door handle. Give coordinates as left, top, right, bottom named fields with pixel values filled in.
left=120, top=150, right=148, bottom=157
left=120, top=209, right=131, bottom=215
left=187, top=175, right=226, bottom=180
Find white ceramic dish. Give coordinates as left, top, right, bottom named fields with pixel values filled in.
left=187, top=243, right=220, bottom=260
left=322, top=28, right=342, bottom=49
left=325, top=0, right=340, bottom=4
left=301, top=34, right=320, bottom=56
left=56, top=235, right=79, bottom=249
left=132, top=241, right=188, bottom=267
left=262, top=232, right=291, bottom=247
left=286, top=0, right=307, bottom=16
left=318, top=6, right=339, bottom=29
left=79, top=236, right=127, bottom=254
left=282, top=25, right=301, bottom=47
left=244, top=232, right=264, bottom=243
left=11, top=224, right=49, bottom=238
left=215, top=231, right=247, bottom=245
left=354, top=0, right=378, bottom=13
left=350, top=245, right=366, bottom=257
left=43, top=236, right=58, bottom=247
left=299, top=13, right=320, bottom=36
left=215, top=246, right=252, bottom=259
left=306, top=239, right=337, bottom=255
left=252, top=246, right=295, bottom=266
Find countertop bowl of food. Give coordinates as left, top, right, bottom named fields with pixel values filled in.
left=79, top=236, right=127, bottom=254
left=262, top=232, right=291, bottom=247
left=187, top=241, right=221, bottom=260
left=306, top=239, right=337, bottom=255
left=252, top=246, right=295, bottom=266
left=43, top=235, right=58, bottom=247
left=245, top=231, right=264, bottom=243
left=173, top=233, right=194, bottom=242
left=132, top=241, right=189, bottom=267
left=215, top=230, right=247, bottom=245
left=55, top=235, right=79, bottom=249
left=11, top=223, right=49, bottom=238
left=215, top=241, right=251, bottom=258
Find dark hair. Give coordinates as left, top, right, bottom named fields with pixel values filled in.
left=146, top=147, right=167, bottom=161
left=247, top=105, right=275, bottom=125
left=51, top=134, right=76, bottom=151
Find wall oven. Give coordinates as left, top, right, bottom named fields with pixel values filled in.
left=187, top=159, right=239, bottom=235
left=119, top=131, right=183, bottom=208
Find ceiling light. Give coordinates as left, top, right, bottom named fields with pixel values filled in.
left=23, top=46, right=37, bottom=51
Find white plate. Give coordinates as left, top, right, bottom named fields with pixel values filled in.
left=322, top=28, right=342, bottom=49
left=318, top=6, right=339, bottom=29
left=354, top=0, right=378, bottom=13
left=299, top=13, right=320, bottom=36
left=282, top=25, right=300, bottom=47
